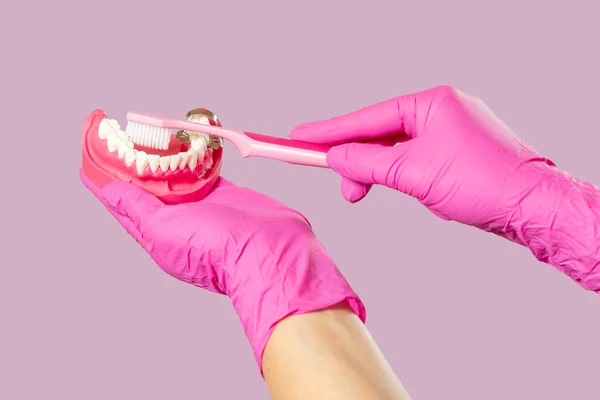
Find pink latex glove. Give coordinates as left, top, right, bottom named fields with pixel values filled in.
left=290, top=85, right=600, bottom=292
left=79, top=168, right=366, bottom=373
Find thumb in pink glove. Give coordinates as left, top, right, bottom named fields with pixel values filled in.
left=79, top=168, right=366, bottom=373
left=290, top=85, right=600, bottom=292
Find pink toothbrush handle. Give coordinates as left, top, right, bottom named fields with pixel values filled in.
left=125, top=113, right=331, bottom=167
left=243, top=131, right=331, bottom=168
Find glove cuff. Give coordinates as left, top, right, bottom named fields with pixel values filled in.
left=227, top=239, right=367, bottom=376
left=503, top=166, right=600, bottom=291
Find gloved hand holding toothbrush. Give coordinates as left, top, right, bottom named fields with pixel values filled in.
left=290, top=85, right=600, bottom=293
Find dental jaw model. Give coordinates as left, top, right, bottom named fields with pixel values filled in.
left=81, top=108, right=223, bottom=204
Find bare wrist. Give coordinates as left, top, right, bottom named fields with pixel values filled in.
left=263, top=303, right=410, bottom=400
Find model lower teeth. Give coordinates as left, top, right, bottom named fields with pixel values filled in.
left=98, top=118, right=214, bottom=175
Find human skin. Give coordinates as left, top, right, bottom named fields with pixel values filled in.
left=263, top=304, right=412, bottom=400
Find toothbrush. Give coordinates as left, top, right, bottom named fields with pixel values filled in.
left=125, top=112, right=331, bottom=168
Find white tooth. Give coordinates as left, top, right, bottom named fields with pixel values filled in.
left=159, top=156, right=170, bottom=172
left=197, top=148, right=206, bottom=162
left=178, top=152, right=190, bottom=169
left=98, top=119, right=111, bottom=139
left=170, top=154, right=180, bottom=171
left=117, top=141, right=128, bottom=158
left=192, top=137, right=207, bottom=149
left=108, top=119, right=121, bottom=131
left=193, top=141, right=206, bottom=159
left=188, top=149, right=197, bottom=172
left=148, top=154, right=160, bottom=174
left=107, top=134, right=119, bottom=152
left=136, top=151, right=149, bottom=174
left=125, top=149, right=136, bottom=166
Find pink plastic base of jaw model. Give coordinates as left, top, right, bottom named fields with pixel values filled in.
left=81, top=109, right=223, bottom=205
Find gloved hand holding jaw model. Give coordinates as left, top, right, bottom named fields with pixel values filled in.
left=80, top=105, right=368, bottom=341
left=79, top=168, right=366, bottom=364
left=80, top=108, right=408, bottom=400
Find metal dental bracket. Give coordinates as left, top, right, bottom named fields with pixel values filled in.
left=175, top=107, right=223, bottom=149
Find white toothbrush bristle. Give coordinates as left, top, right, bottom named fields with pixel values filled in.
left=125, top=121, right=172, bottom=151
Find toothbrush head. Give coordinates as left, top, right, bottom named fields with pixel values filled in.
left=125, top=120, right=172, bottom=151
left=125, top=108, right=223, bottom=151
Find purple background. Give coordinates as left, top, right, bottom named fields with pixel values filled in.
left=3, top=1, right=599, bottom=399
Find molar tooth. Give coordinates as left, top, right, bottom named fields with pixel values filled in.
left=178, top=152, right=190, bottom=169
left=148, top=154, right=160, bottom=174
left=136, top=151, right=149, bottom=174
left=117, top=141, right=128, bottom=158
left=170, top=154, right=180, bottom=171
left=107, top=133, right=119, bottom=152
left=125, top=149, right=136, bottom=166
left=159, top=156, right=170, bottom=172
left=188, top=149, right=197, bottom=172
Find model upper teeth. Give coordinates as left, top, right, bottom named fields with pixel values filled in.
left=98, top=118, right=213, bottom=175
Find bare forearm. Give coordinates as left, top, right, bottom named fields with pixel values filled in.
left=262, top=303, right=411, bottom=400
